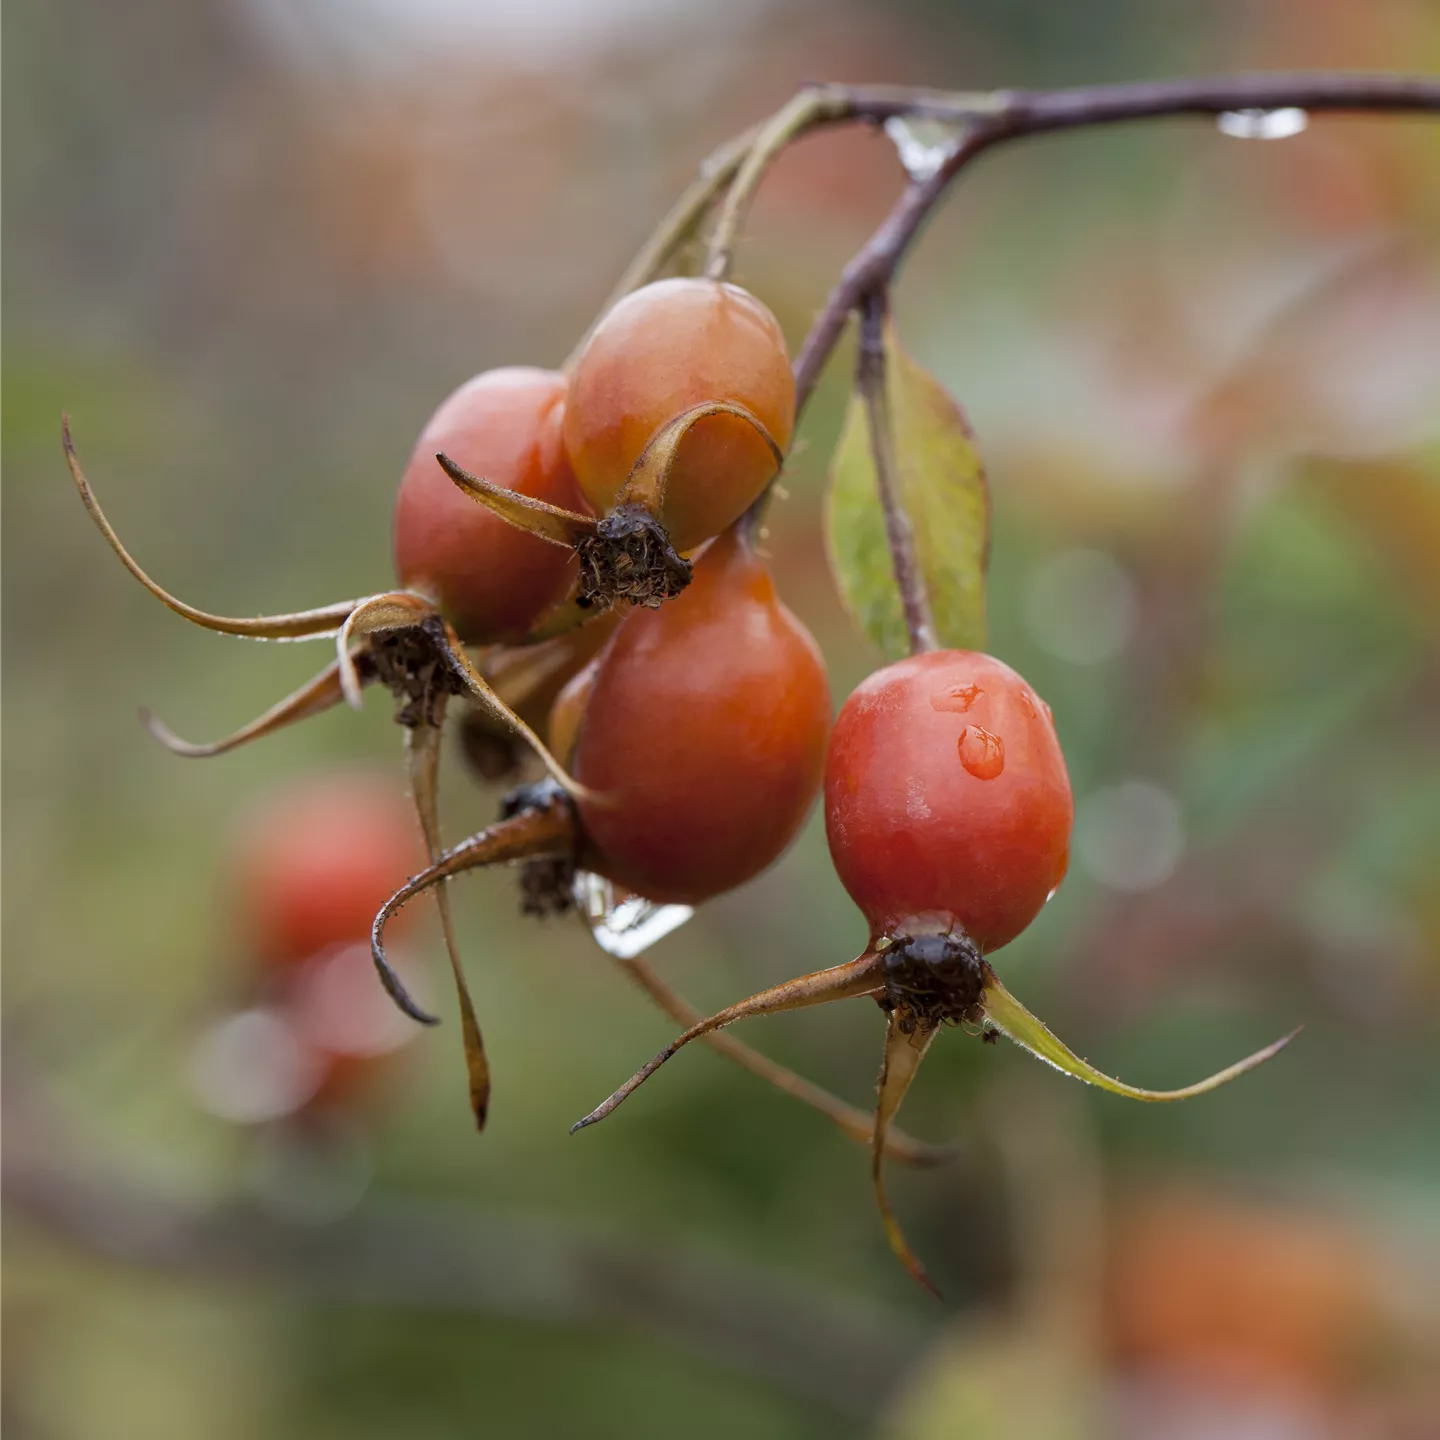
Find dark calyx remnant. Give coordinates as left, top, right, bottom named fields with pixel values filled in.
left=880, top=930, right=992, bottom=1031
left=370, top=617, right=468, bottom=728
left=575, top=504, right=692, bottom=609
left=458, top=707, right=528, bottom=785
left=501, top=779, right=579, bottom=918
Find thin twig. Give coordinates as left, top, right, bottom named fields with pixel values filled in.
left=791, top=71, right=1440, bottom=411
left=854, top=289, right=939, bottom=655
left=563, top=125, right=760, bottom=371
left=583, top=73, right=1438, bottom=397
left=704, top=87, right=852, bottom=282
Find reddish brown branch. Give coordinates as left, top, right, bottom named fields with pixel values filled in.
left=854, top=289, right=939, bottom=655
left=790, top=71, right=1440, bottom=411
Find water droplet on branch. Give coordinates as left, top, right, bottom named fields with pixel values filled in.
left=1216, top=108, right=1309, bottom=141
left=883, top=116, right=965, bottom=182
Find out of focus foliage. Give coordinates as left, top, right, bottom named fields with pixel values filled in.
left=5, top=1, right=1439, bottom=1436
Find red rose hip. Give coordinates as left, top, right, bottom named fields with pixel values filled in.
left=825, top=650, right=1072, bottom=952
left=394, top=367, right=588, bottom=644
left=564, top=278, right=795, bottom=555
left=570, top=525, right=830, bottom=905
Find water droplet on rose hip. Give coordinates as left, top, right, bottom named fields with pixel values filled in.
left=1016, top=690, right=1037, bottom=718
left=1216, top=107, right=1309, bottom=140
left=958, top=725, right=1005, bottom=779
left=931, top=682, right=982, bottom=713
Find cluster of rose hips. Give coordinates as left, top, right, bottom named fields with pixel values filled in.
left=66, top=272, right=1291, bottom=1290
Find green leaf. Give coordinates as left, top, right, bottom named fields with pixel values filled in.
left=825, top=322, right=989, bottom=660
left=981, top=975, right=1299, bottom=1102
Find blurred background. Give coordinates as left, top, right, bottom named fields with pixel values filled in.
left=5, top=1, right=1440, bottom=1435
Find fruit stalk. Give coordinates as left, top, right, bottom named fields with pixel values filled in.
left=854, top=290, right=938, bottom=656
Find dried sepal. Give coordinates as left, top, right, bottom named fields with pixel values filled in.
left=404, top=712, right=491, bottom=1127
left=524, top=583, right=611, bottom=641
left=980, top=975, right=1300, bottom=1101
left=337, top=591, right=440, bottom=709
left=612, top=400, right=783, bottom=518
left=577, top=401, right=783, bottom=608
left=872, top=1011, right=942, bottom=1296
left=429, top=618, right=591, bottom=801
left=62, top=416, right=364, bottom=640
left=438, top=401, right=784, bottom=610
left=435, top=453, right=596, bottom=549
left=371, top=797, right=577, bottom=1023
left=615, top=954, right=954, bottom=1166
left=571, top=949, right=887, bottom=1133
left=141, top=653, right=367, bottom=758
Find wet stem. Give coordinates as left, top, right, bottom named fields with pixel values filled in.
left=689, top=75, right=1440, bottom=423
left=854, top=288, right=939, bottom=656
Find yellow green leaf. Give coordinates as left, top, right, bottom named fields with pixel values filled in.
left=825, top=323, right=989, bottom=660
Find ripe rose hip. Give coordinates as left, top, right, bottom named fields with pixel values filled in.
left=235, top=772, right=425, bottom=969
left=824, top=649, right=1072, bottom=952
left=394, top=367, right=589, bottom=643
left=568, top=525, right=830, bottom=904
left=563, top=278, right=795, bottom=554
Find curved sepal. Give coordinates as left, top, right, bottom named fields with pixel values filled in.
left=436, top=453, right=597, bottom=549
left=141, top=654, right=361, bottom=758
left=63, top=416, right=364, bottom=640
left=434, top=618, right=592, bottom=801
left=613, top=400, right=784, bottom=515
left=336, top=591, right=438, bottom=709
left=981, top=975, right=1299, bottom=1101
left=872, top=1013, right=942, bottom=1297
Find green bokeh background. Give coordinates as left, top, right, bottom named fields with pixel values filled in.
left=5, top=2, right=1440, bottom=1436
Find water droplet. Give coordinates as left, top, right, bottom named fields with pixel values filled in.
left=1017, top=690, right=1037, bottom=719
left=958, top=725, right=1005, bottom=779
left=575, top=871, right=693, bottom=958
left=931, top=681, right=982, bottom=713
left=883, top=116, right=964, bottom=182
left=1216, top=107, right=1309, bottom=141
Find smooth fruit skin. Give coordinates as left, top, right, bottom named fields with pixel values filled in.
left=235, top=773, right=425, bottom=969
left=394, top=367, right=587, bottom=644
left=570, top=528, right=829, bottom=905
left=824, top=651, right=1072, bottom=952
left=564, top=279, right=795, bottom=553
